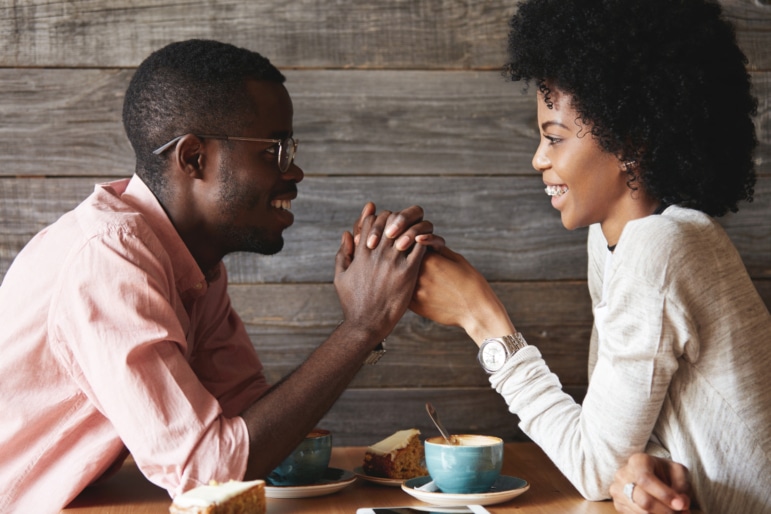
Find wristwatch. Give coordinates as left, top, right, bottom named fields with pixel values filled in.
left=364, top=340, right=386, bottom=365
left=477, top=333, right=528, bottom=373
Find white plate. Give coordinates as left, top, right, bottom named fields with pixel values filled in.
left=265, top=467, right=356, bottom=499
left=353, top=466, right=407, bottom=487
left=401, top=475, right=529, bottom=508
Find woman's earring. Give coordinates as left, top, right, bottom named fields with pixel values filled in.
left=622, top=160, right=637, bottom=171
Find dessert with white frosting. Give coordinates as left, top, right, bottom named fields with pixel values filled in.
left=168, top=479, right=265, bottom=514
left=363, top=428, right=427, bottom=479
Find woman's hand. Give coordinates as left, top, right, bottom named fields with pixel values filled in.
left=410, top=246, right=515, bottom=345
left=610, top=453, right=692, bottom=513
left=351, top=202, right=445, bottom=252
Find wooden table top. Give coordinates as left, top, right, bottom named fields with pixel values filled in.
left=62, top=442, right=618, bottom=513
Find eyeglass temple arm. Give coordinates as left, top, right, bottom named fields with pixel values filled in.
left=153, top=134, right=283, bottom=155
left=153, top=134, right=232, bottom=155
left=152, top=136, right=184, bottom=155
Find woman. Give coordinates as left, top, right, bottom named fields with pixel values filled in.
left=409, top=1, right=771, bottom=512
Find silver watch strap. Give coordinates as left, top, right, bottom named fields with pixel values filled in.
left=501, top=333, right=528, bottom=353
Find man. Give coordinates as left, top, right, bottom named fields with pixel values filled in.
left=0, top=39, right=438, bottom=512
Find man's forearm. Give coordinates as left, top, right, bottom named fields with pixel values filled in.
left=239, top=322, right=376, bottom=479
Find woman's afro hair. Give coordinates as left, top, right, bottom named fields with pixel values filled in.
left=505, top=0, right=758, bottom=216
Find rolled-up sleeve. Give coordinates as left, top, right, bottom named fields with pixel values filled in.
left=187, top=263, right=270, bottom=419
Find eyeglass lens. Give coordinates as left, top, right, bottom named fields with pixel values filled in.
left=278, top=138, right=298, bottom=173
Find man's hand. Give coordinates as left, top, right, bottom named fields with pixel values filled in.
left=334, top=210, right=428, bottom=345
left=610, top=453, right=692, bottom=513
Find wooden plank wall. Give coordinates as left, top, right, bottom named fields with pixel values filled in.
left=1, top=1, right=769, bottom=446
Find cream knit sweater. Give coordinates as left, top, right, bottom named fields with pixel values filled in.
left=490, top=206, right=771, bottom=513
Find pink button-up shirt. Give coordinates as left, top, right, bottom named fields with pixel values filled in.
left=0, top=176, right=270, bottom=513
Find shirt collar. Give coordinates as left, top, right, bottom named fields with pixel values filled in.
left=116, top=174, right=216, bottom=298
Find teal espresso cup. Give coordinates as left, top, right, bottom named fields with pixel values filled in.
left=267, top=429, right=332, bottom=486
left=424, top=434, right=503, bottom=494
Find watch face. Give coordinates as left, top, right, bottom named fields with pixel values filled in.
left=482, top=341, right=506, bottom=371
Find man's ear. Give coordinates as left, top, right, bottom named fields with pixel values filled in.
left=171, top=134, right=207, bottom=179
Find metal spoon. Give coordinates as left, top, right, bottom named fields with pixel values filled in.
left=425, top=402, right=457, bottom=445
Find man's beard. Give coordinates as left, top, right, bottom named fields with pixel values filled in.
left=216, top=160, right=284, bottom=256
left=218, top=222, right=284, bottom=256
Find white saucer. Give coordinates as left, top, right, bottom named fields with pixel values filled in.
left=265, top=468, right=356, bottom=499
left=402, top=475, right=529, bottom=507
left=353, top=466, right=406, bottom=487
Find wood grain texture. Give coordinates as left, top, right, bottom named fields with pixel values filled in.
left=314, top=386, right=562, bottom=445
left=0, top=68, right=554, bottom=177
left=233, top=279, right=771, bottom=389
left=0, top=0, right=517, bottom=69
left=2, top=1, right=768, bottom=70
left=1, top=175, right=769, bottom=282
left=232, top=281, right=595, bottom=388
left=0, top=69, right=768, bottom=178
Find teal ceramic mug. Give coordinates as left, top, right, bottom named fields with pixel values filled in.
left=424, top=434, right=503, bottom=493
left=267, top=429, right=332, bottom=486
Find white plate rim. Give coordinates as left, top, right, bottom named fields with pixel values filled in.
left=353, top=466, right=407, bottom=487
left=265, top=467, right=356, bottom=499
left=401, top=475, right=530, bottom=507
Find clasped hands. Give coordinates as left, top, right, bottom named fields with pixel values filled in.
left=610, top=453, right=693, bottom=513
left=333, top=202, right=443, bottom=345
left=335, top=202, right=514, bottom=349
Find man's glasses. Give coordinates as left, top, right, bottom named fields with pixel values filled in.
left=152, top=134, right=299, bottom=173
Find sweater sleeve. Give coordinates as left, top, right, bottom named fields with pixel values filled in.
left=490, top=223, right=686, bottom=500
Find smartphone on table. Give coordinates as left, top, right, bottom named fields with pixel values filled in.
left=356, top=509, right=428, bottom=514
left=357, top=508, right=488, bottom=514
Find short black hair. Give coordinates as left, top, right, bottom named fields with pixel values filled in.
left=122, top=39, right=286, bottom=195
left=505, top=0, right=758, bottom=217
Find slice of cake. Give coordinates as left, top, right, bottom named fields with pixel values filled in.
left=169, top=479, right=265, bottom=514
left=363, top=428, right=427, bottom=479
